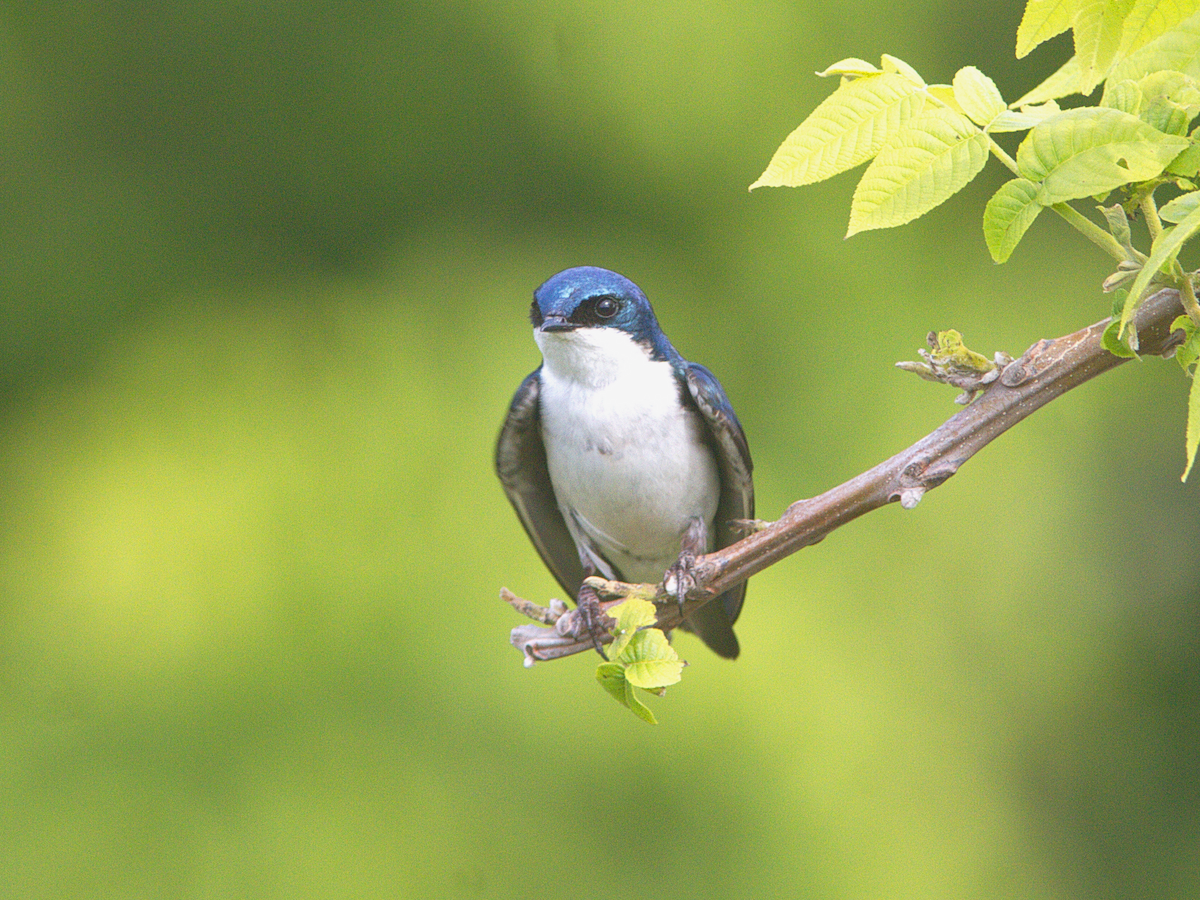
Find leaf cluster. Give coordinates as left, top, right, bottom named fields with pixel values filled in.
left=752, top=1, right=1200, bottom=479
left=595, top=599, right=685, bottom=724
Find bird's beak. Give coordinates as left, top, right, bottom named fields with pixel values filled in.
left=539, top=315, right=577, bottom=333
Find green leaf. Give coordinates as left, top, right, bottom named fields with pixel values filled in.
left=1103, top=266, right=1140, bottom=292
left=1134, top=70, right=1200, bottom=133
left=1171, top=313, right=1200, bottom=369
left=597, top=663, right=630, bottom=704
left=984, top=178, right=1045, bottom=262
left=953, top=66, right=1007, bottom=126
left=1103, top=79, right=1144, bottom=114
left=1146, top=100, right=1193, bottom=133
left=606, top=598, right=657, bottom=658
left=1014, top=55, right=1086, bottom=106
left=750, top=73, right=925, bottom=189
left=1137, top=71, right=1200, bottom=108
left=926, top=84, right=962, bottom=114
left=1018, top=0, right=1085, bottom=58
left=1160, top=188, right=1200, bottom=220
left=1100, top=202, right=1136, bottom=248
left=624, top=682, right=657, bottom=723
left=1107, top=7, right=1200, bottom=87
left=1099, top=292, right=1137, bottom=355
left=1121, top=200, right=1200, bottom=337
left=1074, top=0, right=1137, bottom=95
left=598, top=604, right=682, bottom=723
left=989, top=101, right=1063, bottom=133
left=881, top=54, right=926, bottom=86
left=1102, top=319, right=1140, bottom=356
left=621, top=630, right=684, bottom=690
left=1117, top=0, right=1200, bottom=59
left=595, top=663, right=659, bottom=724
left=1117, top=286, right=1144, bottom=350
left=1167, top=141, right=1200, bottom=175
left=848, top=107, right=990, bottom=235
left=816, top=58, right=881, bottom=78
left=1108, top=287, right=1145, bottom=353
left=1016, top=107, right=1190, bottom=203
left=1184, top=368, right=1200, bottom=480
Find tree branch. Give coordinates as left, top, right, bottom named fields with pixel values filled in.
left=504, top=289, right=1187, bottom=665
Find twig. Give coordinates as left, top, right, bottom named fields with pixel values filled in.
left=505, top=288, right=1187, bottom=663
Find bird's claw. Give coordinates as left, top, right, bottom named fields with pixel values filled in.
left=571, top=582, right=613, bottom=660
left=663, top=551, right=699, bottom=618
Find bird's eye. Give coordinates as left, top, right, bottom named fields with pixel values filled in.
left=595, top=297, right=619, bottom=319
left=529, top=299, right=543, bottom=327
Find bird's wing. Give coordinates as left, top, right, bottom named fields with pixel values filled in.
left=679, top=362, right=755, bottom=657
left=495, top=369, right=584, bottom=597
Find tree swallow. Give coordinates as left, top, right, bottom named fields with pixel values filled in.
left=495, top=266, right=754, bottom=658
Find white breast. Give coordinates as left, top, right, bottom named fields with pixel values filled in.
left=535, top=327, right=720, bottom=584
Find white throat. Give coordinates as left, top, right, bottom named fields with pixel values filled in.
left=534, top=326, right=656, bottom=388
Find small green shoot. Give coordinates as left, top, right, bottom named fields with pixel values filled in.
left=595, top=599, right=685, bottom=724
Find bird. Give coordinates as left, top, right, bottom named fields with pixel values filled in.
left=495, top=266, right=754, bottom=658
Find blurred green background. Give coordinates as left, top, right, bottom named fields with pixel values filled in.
left=2, top=2, right=1197, bottom=898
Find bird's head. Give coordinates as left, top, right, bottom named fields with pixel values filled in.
left=530, top=267, right=673, bottom=381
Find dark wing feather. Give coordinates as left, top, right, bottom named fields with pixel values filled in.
left=495, top=369, right=583, bottom=597
left=677, top=362, right=754, bottom=658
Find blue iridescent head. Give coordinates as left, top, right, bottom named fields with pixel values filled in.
left=530, top=266, right=672, bottom=359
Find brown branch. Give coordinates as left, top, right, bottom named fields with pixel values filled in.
left=505, top=288, right=1186, bottom=664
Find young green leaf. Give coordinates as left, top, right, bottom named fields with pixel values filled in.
left=1118, top=0, right=1200, bottom=59
left=1102, top=319, right=1141, bottom=356
left=1101, top=289, right=1141, bottom=357
left=1102, top=79, right=1144, bottom=114
left=1134, top=70, right=1200, bottom=133
left=1184, top=369, right=1200, bottom=480
left=1137, top=70, right=1200, bottom=109
left=848, top=107, right=990, bottom=235
left=1120, top=201, right=1200, bottom=338
left=1107, top=7, right=1200, bottom=87
left=597, top=663, right=631, bottom=705
left=621, top=630, right=684, bottom=690
left=1099, top=202, right=1136, bottom=251
left=624, top=682, right=656, bottom=723
left=748, top=72, right=926, bottom=190
left=750, top=73, right=925, bottom=189
left=926, top=84, right=963, bottom=114
left=1171, top=314, right=1200, bottom=370
left=881, top=54, right=926, bottom=86
left=1017, top=0, right=1085, bottom=59
left=984, top=178, right=1045, bottom=262
left=606, top=598, right=657, bottom=658
left=1073, top=0, right=1137, bottom=94
left=816, top=58, right=881, bottom=78
left=596, top=663, right=659, bottom=724
left=1016, top=107, right=1190, bottom=204
left=954, top=66, right=1007, bottom=126
left=1167, top=142, right=1200, bottom=176
left=1160, top=188, right=1200, bottom=221
left=989, top=101, right=1063, bottom=132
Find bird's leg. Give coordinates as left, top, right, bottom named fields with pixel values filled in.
left=664, top=516, right=707, bottom=617
left=561, top=510, right=615, bottom=659
left=574, top=575, right=611, bottom=661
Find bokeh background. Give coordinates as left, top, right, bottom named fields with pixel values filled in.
left=2, top=2, right=1197, bottom=898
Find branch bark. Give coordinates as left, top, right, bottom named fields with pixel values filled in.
left=505, top=288, right=1187, bottom=664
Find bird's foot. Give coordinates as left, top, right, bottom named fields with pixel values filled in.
left=663, top=517, right=706, bottom=619
left=663, top=551, right=699, bottom=619
left=567, top=582, right=614, bottom=660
